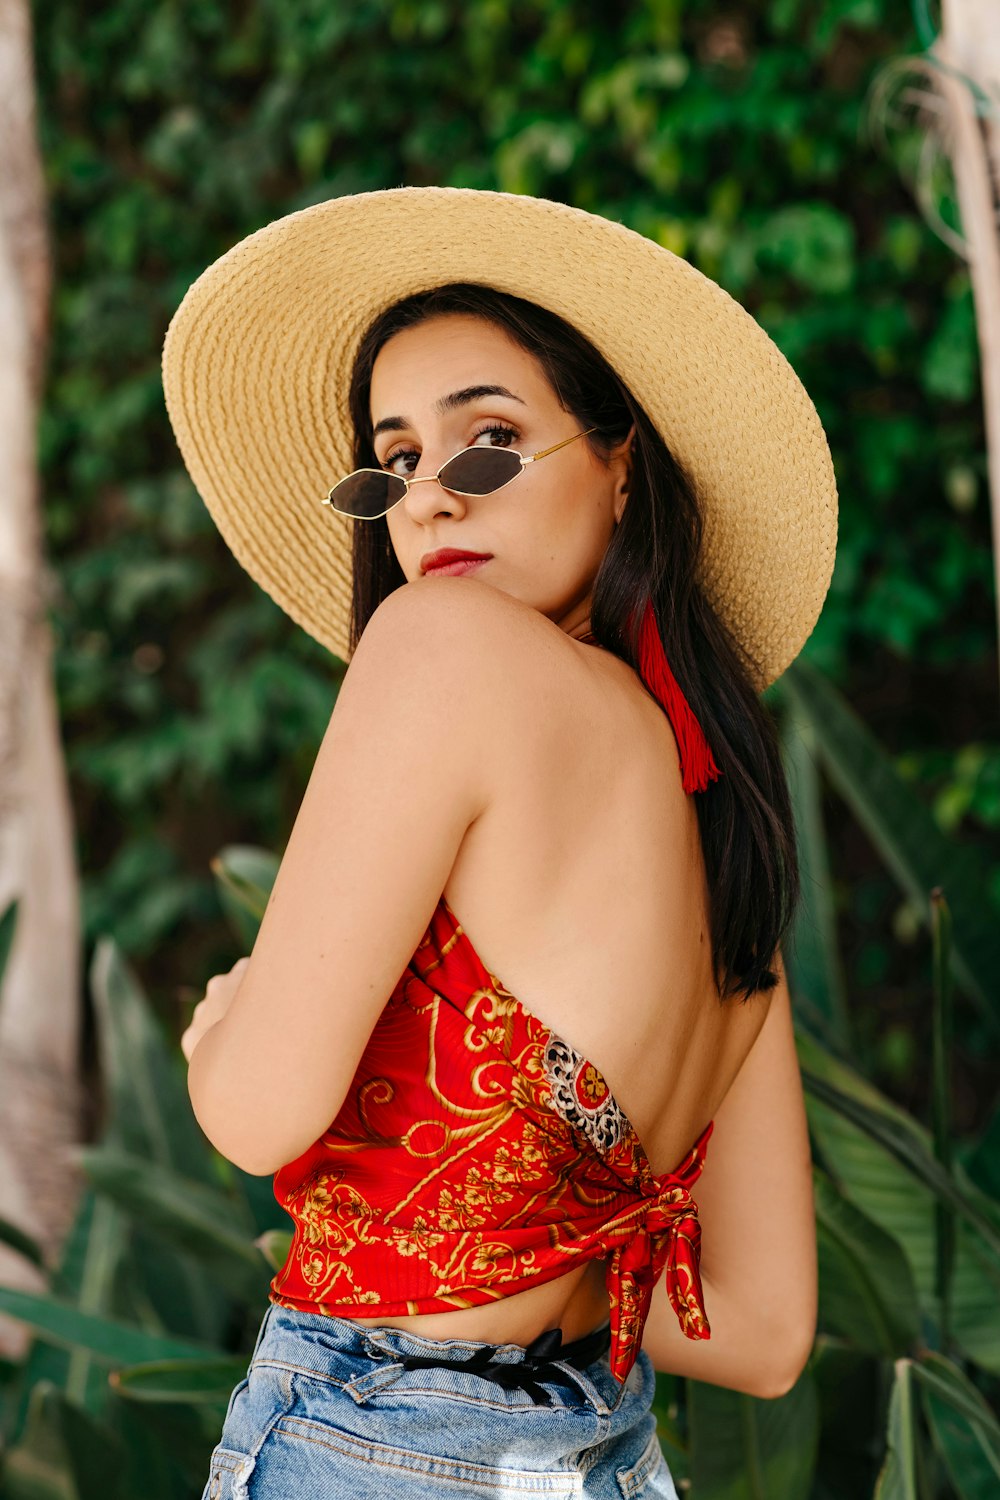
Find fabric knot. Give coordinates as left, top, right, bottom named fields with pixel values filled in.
left=644, top=1181, right=710, bottom=1334
left=603, top=1175, right=711, bottom=1384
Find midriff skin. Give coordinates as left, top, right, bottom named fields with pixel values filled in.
left=346, top=623, right=771, bottom=1349
left=349, top=1257, right=613, bottom=1348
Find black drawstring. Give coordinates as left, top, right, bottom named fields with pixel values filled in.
left=393, top=1321, right=612, bottom=1408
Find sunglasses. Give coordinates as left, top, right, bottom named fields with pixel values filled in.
left=321, top=426, right=598, bottom=520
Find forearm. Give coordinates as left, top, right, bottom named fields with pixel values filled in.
left=641, top=1252, right=815, bottom=1399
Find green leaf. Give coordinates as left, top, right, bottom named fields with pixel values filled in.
left=915, top=1352, right=1000, bottom=1497
left=814, top=1167, right=920, bottom=1356
left=780, top=701, right=851, bottom=1050
left=800, top=1032, right=1000, bottom=1371
left=254, top=1227, right=293, bottom=1271
left=0, top=1380, right=126, bottom=1500
left=687, top=1366, right=819, bottom=1499
left=211, top=843, right=279, bottom=946
left=874, top=1359, right=919, bottom=1500
left=63, top=1192, right=132, bottom=1413
left=754, top=202, right=856, bottom=294
left=110, top=1355, right=249, bottom=1404
left=88, top=938, right=233, bottom=1346
left=5, top=1189, right=133, bottom=1438
left=780, top=658, right=1000, bottom=1034
left=0, top=1285, right=216, bottom=1365
left=930, top=889, right=957, bottom=1342
left=89, top=938, right=217, bottom=1181
left=0, top=898, right=17, bottom=985
left=75, top=1146, right=268, bottom=1298
left=802, top=1067, right=1000, bottom=1259
left=0, top=1213, right=47, bottom=1272
left=915, top=1351, right=1000, bottom=1437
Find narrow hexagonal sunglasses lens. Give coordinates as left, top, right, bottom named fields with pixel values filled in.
left=329, top=470, right=406, bottom=518
left=439, top=447, right=522, bottom=495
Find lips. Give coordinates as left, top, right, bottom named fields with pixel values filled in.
left=420, top=549, right=493, bottom=574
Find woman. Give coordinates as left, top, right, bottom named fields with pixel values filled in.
left=164, top=187, right=835, bottom=1499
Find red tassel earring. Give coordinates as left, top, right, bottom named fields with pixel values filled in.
left=636, top=599, right=722, bottom=795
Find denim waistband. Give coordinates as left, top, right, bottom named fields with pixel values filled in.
left=389, top=1318, right=613, bottom=1406
left=254, top=1302, right=616, bottom=1410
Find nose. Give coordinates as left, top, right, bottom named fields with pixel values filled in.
left=399, top=460, right=468, bottom=524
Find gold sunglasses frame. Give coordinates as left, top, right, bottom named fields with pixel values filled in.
left=321, top=426, right=598, bottom=520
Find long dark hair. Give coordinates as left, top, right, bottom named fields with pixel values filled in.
left=346, top=283, right=799, bottom=1004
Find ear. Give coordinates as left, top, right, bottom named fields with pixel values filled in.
left=611, top=423, right=636, bottom=525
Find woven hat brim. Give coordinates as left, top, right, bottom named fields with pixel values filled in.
left=161, top=187, right=838, bottom=688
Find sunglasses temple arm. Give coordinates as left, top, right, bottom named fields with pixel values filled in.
left=524, top=426, right=598, bottom=463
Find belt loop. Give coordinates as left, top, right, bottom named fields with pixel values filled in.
left=249, top=1301, right=275, bottom=1366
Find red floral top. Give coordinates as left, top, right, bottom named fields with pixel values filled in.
left=269, top=896, right=714, bottom=1384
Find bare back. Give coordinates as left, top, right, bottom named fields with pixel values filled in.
left=352, top=612, right=773, bottom=1344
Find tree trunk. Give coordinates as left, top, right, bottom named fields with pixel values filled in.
left=936, top=0, right=1000, bottom=686
left=0, top=0, right=84, bottom=1360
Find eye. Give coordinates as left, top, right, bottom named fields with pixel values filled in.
left=471, top=422, right=520, bottom=448
left=380, top=444, right=420, bottom=477
left=381, top=422, right=520, bottom=475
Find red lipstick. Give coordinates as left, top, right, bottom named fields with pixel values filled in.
left=420, top=549, right=493, bottom=576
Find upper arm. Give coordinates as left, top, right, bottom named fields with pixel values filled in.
left=199, top=577, right=522, bottom=1173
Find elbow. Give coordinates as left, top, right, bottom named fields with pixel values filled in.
left=193, top=1113, right=297, bottom=1176
left=187, top=1027, right=328, bottom=1176
left=745, top=1319, right=816, bottom=1400
left=189, top=1087, right=293, bottom=1177
left=216, top=1138, right=288, bottom=1177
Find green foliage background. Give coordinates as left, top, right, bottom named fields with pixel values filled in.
left=32, top=0, right=997, bottom=1115
left=8, top=3, right=1000, bottom=1495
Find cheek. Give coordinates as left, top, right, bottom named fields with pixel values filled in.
left=532, top=464, right=610, bottom=542
left=384, top=511, right=408, bottom=555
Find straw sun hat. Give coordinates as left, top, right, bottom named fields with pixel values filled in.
left=161, top=186, right=838, bottom=690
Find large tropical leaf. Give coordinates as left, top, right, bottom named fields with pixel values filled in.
left=686, top=1365, right=819, bottom=1500
left=114, top=1397, right=230, bottom=1494
left=814, top=1167, right=920, bottom=1356
left=75, top=1146, right=269, bottom=1302
left=800, top=1032, right=1000, bottom=1372
left=4, top=1188, right=131, bottom=1444
left=873, top=1359, right=919, bottom=1500
left=61, top=1194, right=132, bottom=1414
left=89, top=939, right=233, bottom=1346
left=0, top=898, right=17, bottom=985
left=915, top=1352, right=1000, bottom=1499
left=929, top=888, right=957, bottom=1342
left=254, top=1227, right=293, bottom=1271
left=779, top=699, right=851, bottom=1051
left=211, top=843, right=279, bottom=947
left=0, top=1380, right=126, bottom=1500
left=89, top=939, right=217, bottom=1183
left=110, top=1355, right=249, bottom=1405
left=803, top=1066, right=1000, bottom=1258
left=810, top=1340, right=886, bottom=1497
left=779, top=657, right=1000, bottom=1033
left=0, top=1214, right=46, bottom=1272
left=0, top=1286, right=216, bottom=1365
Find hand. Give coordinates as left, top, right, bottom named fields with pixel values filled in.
left=181, top=957, right=251, bottom=1064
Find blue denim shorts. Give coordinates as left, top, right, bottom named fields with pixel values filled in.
left=200, top=1301, right=679, bottom=1498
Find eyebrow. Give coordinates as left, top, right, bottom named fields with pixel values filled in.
left=372, top=385, right=526, bottom=440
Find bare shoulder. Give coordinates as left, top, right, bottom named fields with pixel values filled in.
left=359, top=576, right=571, bottom=698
